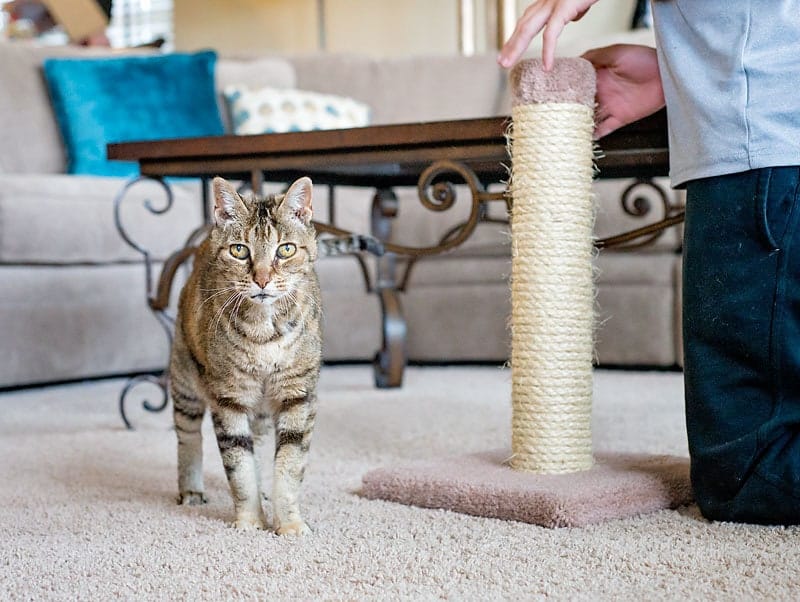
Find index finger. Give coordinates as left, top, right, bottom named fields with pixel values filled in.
left=541, top=17, right=569, bottom=71
left=498, top=9, right=549, bottom=67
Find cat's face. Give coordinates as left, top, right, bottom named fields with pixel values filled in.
left=208, top=176, right=317, bottom=309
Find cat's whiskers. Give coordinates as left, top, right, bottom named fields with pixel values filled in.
left=211, top=289, right=244, bottom=334
left=199, top=285, right=241, bottom=309
left=287, top=288, right=312, bottom=309
left=277, top=289, right=300, bottom=316
left=200, top=282, right=239, bottom=293
left=229, top=291, right=248, bottom=327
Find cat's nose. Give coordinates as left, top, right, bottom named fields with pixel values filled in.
left=253, top=268, right=270, bottom=289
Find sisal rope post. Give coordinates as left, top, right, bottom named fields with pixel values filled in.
left=508, top=58, right=597, bottom=474
left=360, top=57, right=693, bottom=527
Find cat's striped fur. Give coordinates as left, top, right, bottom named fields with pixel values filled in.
left=169, top=176, right=321, bottom=535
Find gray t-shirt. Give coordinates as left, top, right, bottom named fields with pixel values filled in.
left=651, top=1, right=800, bottom=187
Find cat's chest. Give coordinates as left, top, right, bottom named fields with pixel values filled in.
left=225, top=317, right=301, bottom=373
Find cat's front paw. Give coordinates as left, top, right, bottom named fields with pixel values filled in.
left=177, top=491, right=208, bottom=505
left=276, top=520, right=311, bottom=536
left=232, top=514, right=267, bottom=531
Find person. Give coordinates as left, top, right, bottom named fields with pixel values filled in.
left=499, top=0, right=800, bottom=525
left=4, top=0, right=111, bottom=46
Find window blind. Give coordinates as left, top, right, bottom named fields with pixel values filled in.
left=107, top=0, right=173, bottom=49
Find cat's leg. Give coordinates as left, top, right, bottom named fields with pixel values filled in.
left=170, top=328, right=208, bottom=505
left=250, top=407, right=273, bottom=503
left=211, top=399, right=267, bottom=530
left=272, top=389, right=318, bottom=536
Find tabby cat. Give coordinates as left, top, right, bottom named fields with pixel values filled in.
left=169, top=176, right=322, bottom=535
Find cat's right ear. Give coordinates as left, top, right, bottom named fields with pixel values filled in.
left=212, top=177, right=245, bottom=226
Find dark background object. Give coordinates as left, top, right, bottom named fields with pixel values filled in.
left=631, top=0, right=652, bottom=29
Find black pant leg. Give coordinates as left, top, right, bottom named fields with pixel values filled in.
left=683, top=166, right=800, bottom=524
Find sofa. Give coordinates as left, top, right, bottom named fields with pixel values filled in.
left=0, top=36, right=684, bottom=389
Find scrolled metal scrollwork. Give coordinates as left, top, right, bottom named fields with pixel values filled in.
left=311, top=161, right=505, bottom=260
left=314, top=160, right=499, bottom=260
left=118, top=373, right=169, bottom=431
left=621, top=177, right=670, bottom=218
left=113, top=175, right=175, bottom=301
left=596, top=177, right=685, bottom=250
left=113, top=175, right=177, bottom=429
left=394, top=161, right=508, bottom=289
left=418, top=160, right=479, bottom=210
left=380, top=159, right=486, bottom=257
left=420, top=180, right=458, bottom=212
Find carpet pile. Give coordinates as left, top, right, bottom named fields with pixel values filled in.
left=2, top=366, right=799, bottom=600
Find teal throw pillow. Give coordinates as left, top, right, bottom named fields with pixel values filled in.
left=43, top=50, right=224, bottom=177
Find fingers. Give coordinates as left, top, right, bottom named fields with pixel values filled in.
left=498, top=3, right=550, bottom=68
left=541, top=15, right=569, bottom=71
left=498, top=1, right=597, bottom=70
left=497, top=28, right=536, bottom=68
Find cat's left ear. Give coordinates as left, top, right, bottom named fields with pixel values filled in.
left=280, top=177, right=313, bottom=226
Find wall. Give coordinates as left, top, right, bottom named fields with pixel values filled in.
left=515, top=0, right=640, bottom=56
left=174, top=0, right=319, bottom=55
left=324, top=0, right=458, bottom=56
left=174, top=0, right=640, bottom=57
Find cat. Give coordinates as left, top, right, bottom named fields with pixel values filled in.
left=169, top=175, right=322, bottom=536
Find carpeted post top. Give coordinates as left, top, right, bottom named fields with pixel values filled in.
left=510, top=57, right=596, bottom=108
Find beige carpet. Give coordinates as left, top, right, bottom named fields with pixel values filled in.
left=2, top=366, right=799, bottom=600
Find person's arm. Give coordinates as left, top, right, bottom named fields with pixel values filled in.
left=498, top=0, right=601, bottom=70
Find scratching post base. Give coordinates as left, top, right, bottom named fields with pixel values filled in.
left=360, top=57, right=693, bottom=526
left=361, top=451, right=692, bottom=528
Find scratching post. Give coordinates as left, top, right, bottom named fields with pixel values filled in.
left=361, top=59, right=692, bottom=528
left=508, top=58, right=596, bottom=474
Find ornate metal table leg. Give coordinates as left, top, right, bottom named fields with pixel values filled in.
left=113, top=176, right=177, bottom=429
left=371, top=188, right=407, bottom=388
left=364, top=162, right=508, bottom=387
left=374, top=288, right=407, bottom=388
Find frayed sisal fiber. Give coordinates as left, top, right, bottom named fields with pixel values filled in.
left=361, top=58, right=692, bottom=527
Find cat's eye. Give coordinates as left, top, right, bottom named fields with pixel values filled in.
left=276, top=243, right=297, bottom=259
left=229, top=244, right=250, bottom=260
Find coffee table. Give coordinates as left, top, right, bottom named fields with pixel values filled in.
left=109, top=112, right=680, bottom=428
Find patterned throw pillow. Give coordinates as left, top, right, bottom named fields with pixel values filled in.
left=223, top=85, right=371, bottom=134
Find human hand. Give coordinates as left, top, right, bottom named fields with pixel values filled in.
left=581, top=44, right=665, bottom=139
left=497, top=0, right=600, bottom=70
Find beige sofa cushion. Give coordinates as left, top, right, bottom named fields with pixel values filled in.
left=0, top=174, right=203, bottom=264
left=289, top=53, right=509, bottom=125
left=0, top=263, right=172, bottom=386
left=0, top=176, right=350, bottom=265
left=216, top=55, right=297, bottom=92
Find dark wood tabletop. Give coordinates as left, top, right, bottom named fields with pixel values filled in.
left=107, top=110, right=669, bottom=187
